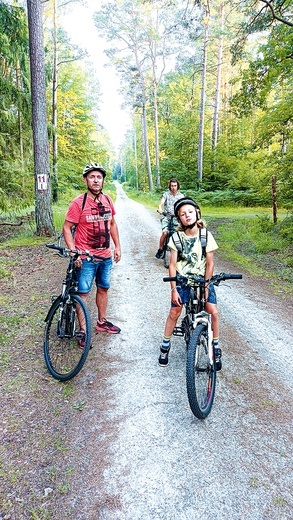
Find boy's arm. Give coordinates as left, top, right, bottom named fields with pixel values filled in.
left=169, top=249, right=182, bottom=306
left=205, top=251, right=214, bottom=298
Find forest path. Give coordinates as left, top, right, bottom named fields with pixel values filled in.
left=0, top=184, right=292, bottom=519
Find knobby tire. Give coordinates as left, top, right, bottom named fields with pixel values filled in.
left=44, top=294, right=92, bottom=381
left=186, top=324, right=216, bottom=419
left=163, top=247, right=171, bottom=269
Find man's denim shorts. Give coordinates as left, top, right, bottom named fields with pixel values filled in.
left=171, top=283, right=217, bottom=307
left=76, top=257, right=113, bottom=293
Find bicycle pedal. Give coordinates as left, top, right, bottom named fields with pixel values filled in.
left=173, top=327, right=184, bottom=337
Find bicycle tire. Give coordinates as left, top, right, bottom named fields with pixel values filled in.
left=186, top=324, right=216, bottom=419
left=44, top=294, right=92, bottom=381
left=163, top=247, right=171, bottom=268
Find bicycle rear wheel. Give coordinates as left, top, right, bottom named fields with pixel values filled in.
left=186, top=324, right=216, bottom=419
left=44, top=294, right=92, bottom=381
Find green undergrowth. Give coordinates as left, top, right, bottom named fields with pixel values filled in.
left=211, top=214, right=293, bottom=292
left=126, top=186, right=292, bottom=296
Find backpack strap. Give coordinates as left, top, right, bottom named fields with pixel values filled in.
left=81, top=192, right=87, bottom=211
left=172, top=229, right=208, bottom=260
left=70, top=192, right=87, bottom=238
left=199, top=228, right=207, bottom=259
left=171, top=231, right=183, bottom=260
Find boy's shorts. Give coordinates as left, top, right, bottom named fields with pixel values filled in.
left=76, top=257, right=113, bottom=293
left=171, top=283, right=217, bottom=307
left=161, top=215, right=178, bottom=233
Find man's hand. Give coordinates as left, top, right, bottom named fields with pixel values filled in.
left=114, top=248, right=121, bottom=263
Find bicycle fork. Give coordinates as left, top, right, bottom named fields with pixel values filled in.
left=194, top=311, right=214, bottom=365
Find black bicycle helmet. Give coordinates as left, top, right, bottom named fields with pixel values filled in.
left=82, top=162, right=106, bottom=178
left=174, top=197, right=201, bottom=219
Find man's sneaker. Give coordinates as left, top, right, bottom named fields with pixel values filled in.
left=155, top=249, right=164, bottom=259
left=158, top=347, right=170, bottom=366
left=96, top=320, right=121, bottom=334
left=214, top=347, right=222, bottom=371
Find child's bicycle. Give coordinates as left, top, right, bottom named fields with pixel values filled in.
left=44, top=243, right=103, bottom=381
left=159, top=211, right=177, bottom=268
left=163, top=272, right=242, bottom=419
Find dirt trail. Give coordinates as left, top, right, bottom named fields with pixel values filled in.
left=0, top=184, right=292, bottom=519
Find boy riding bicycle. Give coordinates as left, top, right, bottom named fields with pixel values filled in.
left=155, top=178, right=184, bottom=258
left=158, top=197, right=222, bottom=369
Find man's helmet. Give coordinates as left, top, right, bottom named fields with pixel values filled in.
left=174, top=197, right=201, bottom=219
left=82, top=163, right=106, bottom=178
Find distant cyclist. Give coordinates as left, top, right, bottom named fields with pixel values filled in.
left=155, top=178, right=184, bottom=259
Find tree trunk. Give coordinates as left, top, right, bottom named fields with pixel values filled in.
left=16, top=60, right=24, bottom=167
left=134, top=126, right=139, bottom=190
left=142, top=102, right=153, bottom=192
left=272, top=175, right=277, bottom=223
left=153, top=81, right=160, bottom=188
left=27, top=0, right=55, bottom=236
left=52, top=0, right=58, bottom=202
left=197, top=18, right=208, bottom=184
left=212, top=3, right=224, bottom=151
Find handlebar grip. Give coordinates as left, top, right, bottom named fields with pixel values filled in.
left=227, top=274, right=242, bottom=279
left=46, top=243, right=61, bottom=250
left=163, top=276, right=177, bottom=282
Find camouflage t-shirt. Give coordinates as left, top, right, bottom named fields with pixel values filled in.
left=169, top=229, right=218, bottom=276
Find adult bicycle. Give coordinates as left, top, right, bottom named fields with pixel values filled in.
left=164, top=272, right=242, bottom=419
left=44, top=242, right=103, bottom=381
left=159, top=211, right=177, bottom=268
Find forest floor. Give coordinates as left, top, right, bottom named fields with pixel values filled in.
left=0, top=186, right=292, bottom=519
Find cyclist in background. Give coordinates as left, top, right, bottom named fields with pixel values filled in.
left=62, top=163, right=121, bottom=334
left=155, top=178, right=184, bottom=259
left=158, top=197, right=221, bottom=368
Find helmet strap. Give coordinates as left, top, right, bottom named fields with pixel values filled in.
left=88, top=186, right=102, bottom=197
left=181, top=221, right=197, bottom=230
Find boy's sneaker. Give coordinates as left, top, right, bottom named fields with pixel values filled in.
left=158, top=347, right=170, bottom=366
left=214, top=347, right=222, bottom=371
left=96, top=320, right=121, bottom=334
left=155, top=249, right=164, bottom=259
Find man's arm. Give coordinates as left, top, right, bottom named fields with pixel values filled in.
left=110, top=216, right=121, bottom=263
left=157, top=194, right=165, bottom=214
left=62, top=220, right=76, bottom=250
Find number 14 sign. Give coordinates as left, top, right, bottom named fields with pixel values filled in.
left=37, top=174, right=48, bottom=191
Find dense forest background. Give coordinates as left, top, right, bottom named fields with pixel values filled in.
left=1, top=0, right=293, bottom=214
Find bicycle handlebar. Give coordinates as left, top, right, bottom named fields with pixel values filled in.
left=157, top=210, right=175, bottom=218
left=163, top=272, right=242, bottom=285
left=46, top=243, right=104, bottom=262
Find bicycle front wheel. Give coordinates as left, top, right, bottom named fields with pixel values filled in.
left=163, top=246, right=171, bottom=269
left=186, top=324, right=216, bottom=419
left=44, top=294, right=92, bottom=381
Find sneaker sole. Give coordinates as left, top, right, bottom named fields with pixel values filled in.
left=95, top=328, right=121, bottom=334
left=158, top=359, right=169, bottom=366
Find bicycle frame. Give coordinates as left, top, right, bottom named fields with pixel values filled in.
left=173, top=278, right=214, bottom=363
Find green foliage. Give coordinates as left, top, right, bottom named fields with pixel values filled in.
left=215, top=213, right=293, bottom=291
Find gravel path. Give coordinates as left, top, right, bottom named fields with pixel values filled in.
left=79, top=184, right=292, bottom=519
left=1, top=184, right=292, bottom=519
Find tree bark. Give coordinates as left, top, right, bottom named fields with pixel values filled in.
left=197, top=15, right=208, bottom=184
left=27, top=0, right=54, bottom=236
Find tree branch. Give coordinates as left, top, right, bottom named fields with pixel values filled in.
left=260, top=0, right=293, bottom=27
